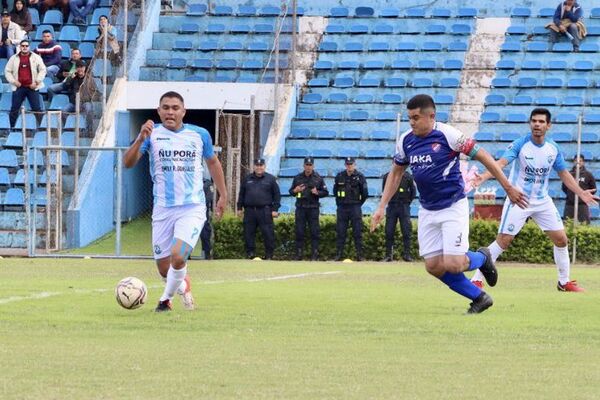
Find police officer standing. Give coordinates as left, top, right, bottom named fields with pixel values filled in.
left=289, top=157, right=328, bottom=261
left=237, top=158, right=281, bottom=259
left=334, top=157, right=368, bottom=261
left=382, top=171, right=416, bottom=262
left=562, top=155, right=597, bottom=224
left=200, top=178, right=214, bottom=259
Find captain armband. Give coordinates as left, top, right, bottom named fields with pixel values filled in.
left=467, top=143, right=481, bottom=158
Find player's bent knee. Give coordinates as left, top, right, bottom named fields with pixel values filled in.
left=170, top=254, right=187, bottom=269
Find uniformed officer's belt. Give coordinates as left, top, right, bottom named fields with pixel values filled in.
left=245, top=205, right=270, bottom=209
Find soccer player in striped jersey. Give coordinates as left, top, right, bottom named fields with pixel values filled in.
left=471, top=108, right=599, bottom=292
left=124, top=91, right=227, bottom=312
left=371, top=94, right=528, bottom=314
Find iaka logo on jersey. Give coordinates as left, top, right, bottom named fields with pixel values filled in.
left=410, top=154, right=433, bottom=164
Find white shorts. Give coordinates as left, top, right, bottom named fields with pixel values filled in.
left=152, top=203, right=207, bottom=260
left=498, top=196, right=563, bottom=235
left=417, top=197, right=470, bottom=258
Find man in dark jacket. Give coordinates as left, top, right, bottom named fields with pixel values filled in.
left=382, top=171, right=416, bottom=262
left=61, top=60, right=96, bottom=132
left=237, top=158, right=281, bottom=259
left=34, top=30, right=61, bottom=78
left=47, top=47, right=82, bottom=99
left=548, top=0, right=584, bottom=51
left=200, top=178, right=214, bottom=259
left=289, top=157, right=328, bottom=260
left=562, top=155, right=597, bottom=223
left=334, top=157, right=368, bottom=261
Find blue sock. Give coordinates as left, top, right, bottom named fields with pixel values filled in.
left=466, top=250, right=486, bottom=271
left=440, top=272, right=482, bottom=300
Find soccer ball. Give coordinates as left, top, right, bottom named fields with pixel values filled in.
left=115, top=277, right=148, bottom=310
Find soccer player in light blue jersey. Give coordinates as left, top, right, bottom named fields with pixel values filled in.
left=124, top=91, right=228, bottom=312
left=471, top=108, right=599, bottom=292
left=371, top=94, right=528, bottom=314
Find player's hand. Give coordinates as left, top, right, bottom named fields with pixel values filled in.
left=272, top=211, right=279, bottom=218
left=237, top=209, right=243, bottom=218
left=214, top=196, right=226, bottom=220
left=293, top=184, right=305, bottom=193
left=579, top=188, right=599, bottom=207
left=139, top=119, right=154, bottom=141
left=470, top=172, right=485, bottom=188
left=559, top=25, right=567, bottom=32
left=370, top=207, right=385, bottom=232
left=311, top=187, right=318, bottom=195
left=506, top=185, right=528, bottom=209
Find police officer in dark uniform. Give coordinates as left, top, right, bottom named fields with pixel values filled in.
left=334, top=157, right=368, bottom=261
left=200, top=178, right=214, bottom=259
left=382, top=171, right=416, bottom=262
left=289, top=157, right=329, bottom=261
left=562, top=155, right=597, bottom=224
left=237, top=158, right=281, bottom=259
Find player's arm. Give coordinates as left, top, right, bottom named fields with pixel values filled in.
left=370, top=163, right=406, bottom=232
left=473, top=157, right=510, bottom=186
left=205, top=155, right=228, bottom=218
left=558, top=169, right=599, bottom=206
left=473, top=149, right=528, bottom=209
left=123, top=120, right=153, bottom=168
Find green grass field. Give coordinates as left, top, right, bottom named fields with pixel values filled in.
left=1, top=258, right=599, bottom=399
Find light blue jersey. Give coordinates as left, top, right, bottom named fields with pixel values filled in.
left=140, top=123, right=214, bottom=208
left=501, top=134, right=567, bottom=205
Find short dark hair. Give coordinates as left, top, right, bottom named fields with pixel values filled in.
left=406, top=94, right=436, bottom=111
left=74, top=60, right=86, bottom=68
left=530, top=108, right=551, bottom=123
left=99, top=14, right=108, bottom=20
left=159, top=91, right=185, bottom=105
left=19, top=39, right=29, bottom=45
left=42, top=29, right=52, bottom=35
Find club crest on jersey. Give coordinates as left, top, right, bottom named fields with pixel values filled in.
left=547, top=155, right=553, bottom=164
left=154, top=245, right=162, bottom=254
left=431, top=143, right=441, bottom=152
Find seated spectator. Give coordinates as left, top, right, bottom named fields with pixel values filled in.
left=40, top=0, right=70, bottom=23
left=62, top=60, right=98, bottom=133
left=34, top=29, right=61, bottom=78
left=96, top=14, right=120, bottom=63
left=0, top=10, right=24, bottom=59
left=69, top=0, right=97, bottom=25
left=4, top=39, right=46, bottom=127
left=47, top=47, right=82, bottom=98
left=10, top=1, right=33, bottom=34
left=546, top=0, right=586, bottom=52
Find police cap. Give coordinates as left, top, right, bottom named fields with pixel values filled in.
left=303, top=157, right=314, bottom=165
left=254, top=158, right=265, bottom=165
left=344, top=157, right=355, bottom=165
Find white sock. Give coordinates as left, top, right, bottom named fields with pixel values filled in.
left=471, top=241, right=505, bottom=282
left=554, top=245, right=570, bottom=285
left=160, top=265, right=187, bottom=302
left=176, top=276, right=188, bottom=295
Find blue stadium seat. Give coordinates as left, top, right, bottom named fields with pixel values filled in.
left=511, top=7, right=531, bottom=17
left=32, top=131, right=47, bottom=147
left=167, top=58, right=186, bottom=68
left=314, top=60, right=333, bottom=70
left=563, top=96, right=584, bottom=106
left=547, top=59, right=568, bottom=70
left=296, top=109, right=316, bottom=120
left=396, top=42, right=417, bottom=51
left=29, top=8, right=40, bottom=25
left=0, top=167, right=9, bottom=186
left=457, top=7, right=477, bottom=17
left=353, top=93, right=374, bottom=103
left=329, top=7, right=349, bottom=17
left=567, top=78, right=589, bottom=88
left=4, top=188, right=24, bottom=207
left=541, top=78, right=563, bottom=88
left=336, top=148, right=360, bottom=158
left=289, top=128, right=310, bottom=139
left=349, top=24, right=368, bottom=34
left=340, top=130, right=362, bottom=140
left=338, top=60, right=359, bottom=69
left=481, top=112, right=500, bottom=122
left=230, top=24, right=251, bottom=34
left=185, top=74, right=207, bottom=82
left=302, top=93, right=322, bottom=104
left=237, top=5, right=256, bottom=16
left=313, top=129, right=336, bottom=139
left=384, top=77, right=407, bottom=88
left=448, top=41, right=468, bottom=51
left=506, top=113, right=528, bottom=123
left=247, top=42, right=268, bottom=51
left=591, top=96, right=600, bottom=106
left=422, top=41, right=442, bottom=51
left=517, top=77, right=537, bottom=88
left=426, top=24, right=445, bottom=34
left=367, top=186, right=382, bottom=197
left=308, top=78, right=328, bottom=87
left=355, top=6, right=375, bottom=17
left=434, top=94, right=454, bottom=104
left=327, top=93, right=348, bottom=103
left=325, top=24, right=345, bottom=34
left=507, top=25, right=526, bottom=35
left=323, top=110, right=343, bottom=120
left=376, top=111, right=397, bottom=121
left=552, top=42, right=573, bottom=52
left=348, top=110, right=369, bottom=121
left=443, top=59, right=463, bottom=70
left=4, top=132, right=23, bottom=149
left=15, top=114, right=37, bottom=130
left=538, top=8, right=555, bottom=17
left=451, top=24, right=471, bottom=35
left=255, top=23, right=274, bottom=34
left=405, top=8, right=426, bottom=18
left=501, top=42, right=521, bottom=52
left=496, top=60, right=516, bottom=70
left=391, top=59, right=412, bottom=69
left=287, top=148, right=309, bottom=158
left=512, top=95, right=533, bottom=105
left=581, top=132, right=600, bottom=142
left=485, top=94, right=506, bottom=105
left=412, top=77, right=433, bottom=88
left=13, top=169, right=35, bottom=186
left=369, top=130, right=393, bottom=140
left=344, top=42, right=363, bottom=52
left=527, top=42, right=548, bottom=52
left=333, top=76, right=354, bottom=88
left=363, top=60, right=385, bottom=69
left=432, top=8, right=451, bottom=18
left=173, top=40, right=192, bottom=51
left=43, top=9, right=63, bottom=26
left=259, top=6, right=280, bottom=16
left=416, top=59, right=436, bottom=69
left=382, top=94, right=402, bottom=104
left=588, top=26, right=600, bottom=36
left=536, top=96, right=558, bottom=105
left=522, top=60, right=542, bottom=70
left=554, top=113, right=577, bottom=123
left=436, top=112, right=449, bottom=122
left=573, top=60, right=594, bottom=71
left=65, top=115, right=87, bottom=130
left=34, top=24, right=54, bottom=41
left=499, top=132, right=521, bottom=141
left=551, top=132, right=572, bottom=142
left=379, top=8, right=399, bottom=17
left=440, top=78, right=460, bottom=88
left=279, top=167, right=299, bottom=177
left=592, top=8, right=600, bottom=18
left=0, top=150, right=18, bottom=168
left=205, top=23, right=226, bottom=34
left=583, top=113, right=600, bottom=123
left=373, top=23, right=393, bottom=34
left=192, top=58, right=212, bottom=69
left=474, top=132, right=495, bottom=141
left=580, top=43, right=600, bottom=52
left=58, top=25, right=81, bottom=42
left=319, top=41, right=337, bottom=52
left=368, top=42, right=389, bottom=51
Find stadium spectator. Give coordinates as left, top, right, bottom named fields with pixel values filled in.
left=546, top=0, right=585, bottom=52
left=10, top=1, right=32, bottom=34
left=382, top=170, right=416, bottom=262
left=96, top=15, right=121, bottom=63
left=471, top=108, right=599, bottom=292
left=289, top=157, right=328, bottom=261
left=69, top=0, right=96, bottom=25
left=47, top=47, right=82, bottom=98
left=237, top=158, right=281, bottom=260
left=4, top=39, right=46, bottom=127
left=61, top=60, right=97, bottom=133
left=123, top=91, right=228, bottom=312
left=0, top=10, right=24, bottom=59
left=41, top=0, right=70, bottom=24
left=334, top=157, right=368, bottom=261
left=371, top=94, right=528, bottom=314
left=562, top=155, right=597, bottom=224
left=200, top=178, right=214, bottom=260
left=34, top=29, right=61, bottom=78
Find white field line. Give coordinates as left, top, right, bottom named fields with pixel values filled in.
left=0, top=271, right=343, bottom=305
